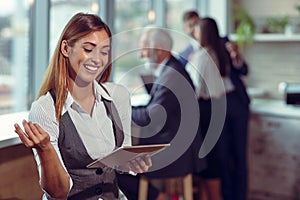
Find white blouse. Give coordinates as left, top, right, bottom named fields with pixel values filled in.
left=186, top=47, right=234, bottom=99
left=29, top=81, right=132, bottom=199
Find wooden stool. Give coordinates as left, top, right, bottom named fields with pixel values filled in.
left=138, top=173, right=193, bottom=200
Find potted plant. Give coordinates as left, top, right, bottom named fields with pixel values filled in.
left=233, top=5, right=256, bottom=49
left=266, top=16, right=290, bottom=33
left=293, top=4, right=300, bottom=33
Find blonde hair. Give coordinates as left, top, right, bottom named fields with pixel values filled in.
left=37, top=13, right=112, bottom=121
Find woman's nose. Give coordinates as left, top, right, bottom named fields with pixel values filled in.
left=91, top=52, right=103, bottom=65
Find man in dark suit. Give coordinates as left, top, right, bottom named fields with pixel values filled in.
left=132, top=27, right=204, bottom=176
left=118, top=26, right=205, bottom=200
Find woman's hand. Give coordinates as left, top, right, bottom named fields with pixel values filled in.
left=15, top=120, right=70, bottom=199
left=225, top=41, right=243, bottom=67
left=117, top=154, right=152, bottom=174
left=14, top=120, right=51, bottom=152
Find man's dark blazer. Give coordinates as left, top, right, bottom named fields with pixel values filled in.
left=132, top=55, right=205, bottom=177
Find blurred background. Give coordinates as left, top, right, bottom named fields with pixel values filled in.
left=0, top=0, right=300, bottom=199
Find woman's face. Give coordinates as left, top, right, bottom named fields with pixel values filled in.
left=62, top=29, right=110, bottom=85
left=193, top=25, right=201, bottom=42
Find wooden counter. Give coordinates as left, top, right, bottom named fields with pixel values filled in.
left=248, top=99, right=300, bottom=199
left=0, top=144, right=43, bottom=199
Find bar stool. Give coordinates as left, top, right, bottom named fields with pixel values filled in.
left=138, top=173, right=193, bottom=200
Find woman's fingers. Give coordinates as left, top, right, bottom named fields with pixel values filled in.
left=14, top=123, right=35, bottom=147
left=144, top=154, right=152, bottom=168
left=22, top=120, right=40, bottom=145
left=129, top=159, right=144, bottom=173
left=14, top=120, right=50, bottom=150
left=35, top=124, right=51, bottom=151
left=135, top=157, right=148, bottom=172
left=130, top=154, right=152, bottom=173
left=117, top=154, right=152, bottom=174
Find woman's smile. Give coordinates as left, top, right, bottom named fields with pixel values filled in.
left=83, top=64, right=100, bottom=73
left=63, top=30, right=111, bottom=84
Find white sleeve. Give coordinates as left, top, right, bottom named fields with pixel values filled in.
left=187, top=49, right=225, bottom=99
left=186, top=50, right=208, bottom=98
left=29, top=95, right=73, bottom=197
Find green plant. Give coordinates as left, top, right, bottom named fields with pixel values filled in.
left=295, top=4, right=300, bottom=14
left=266, top=16, right=290, bottom=33
left=294, top=4, right=300, bottom=27
left=233, top=5, right=256, bottom=49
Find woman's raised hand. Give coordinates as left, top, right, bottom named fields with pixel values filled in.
left=14, top=120, right=51, bottom=152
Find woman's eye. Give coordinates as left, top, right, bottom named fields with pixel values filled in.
left=84, top=48, right=92, bottom=53
left=101, top=51, right=108, bottom=56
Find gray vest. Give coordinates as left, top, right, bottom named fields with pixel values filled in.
left=50, top=85, right=124, bottom=200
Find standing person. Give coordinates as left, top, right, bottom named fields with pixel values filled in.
left=182, top=10, right=251, bottom=200
left=219, top=37, right=251, bottom=200
left=13, top=13, right=152, bottom=200
left=178, top=10, right=200, bottom=66
left=186, top=17, right=232, bottom=200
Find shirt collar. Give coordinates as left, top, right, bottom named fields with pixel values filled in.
left=63, top=92, right=74, bottom=114
left=95, top=81, right=113, bottom=102
left=154, top=57, right=169, bottom=77
left=62, top=81, right=112, bottom=114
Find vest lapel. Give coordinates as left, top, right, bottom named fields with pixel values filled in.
left=99, top=84, right=124, bottom=147
left=102, top=98, right=124, bottom=147
left=50, top=87, right=124, bottom=148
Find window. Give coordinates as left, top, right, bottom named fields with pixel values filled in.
left=166, top=0, right=195, bottom=31
left=49, top=0, right=99, bottom=55
left=113, top=0, right=151, bottom=96
left=166, top=0, right=196, bottom=53
left=113, top=0, right=198, bottom=95
left=0, top=1, right=30, bottom=114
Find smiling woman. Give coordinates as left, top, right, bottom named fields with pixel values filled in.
left=13, top=13, right=152, bottom=200
left=60, top=30, right=111, bottom=115
left=60, top=30, right=111, bottom=90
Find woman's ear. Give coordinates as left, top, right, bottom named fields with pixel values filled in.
left=61, top=40, right=69, bottom=57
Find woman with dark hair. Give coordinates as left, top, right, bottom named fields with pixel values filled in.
left=14, top=13, right=151, bottom=200
left=186, top=17, right=233, bottom=200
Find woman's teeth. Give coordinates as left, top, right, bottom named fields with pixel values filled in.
left=85, top=65, right=98, bottom=71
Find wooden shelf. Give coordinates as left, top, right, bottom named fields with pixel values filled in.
left=229, top=33, right=300, bottom=42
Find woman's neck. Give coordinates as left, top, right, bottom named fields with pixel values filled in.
left=68, top=79, right=96, bottom=115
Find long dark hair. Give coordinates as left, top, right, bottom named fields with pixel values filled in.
left=197, top=17, right=229, bottom=77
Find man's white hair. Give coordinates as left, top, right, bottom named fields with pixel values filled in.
left=141, top=25, right=173, bottom=51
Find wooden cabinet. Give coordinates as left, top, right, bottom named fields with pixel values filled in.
left=0, top=144, right=43, bottom=199
left=248, top=113, right=300, bottom=200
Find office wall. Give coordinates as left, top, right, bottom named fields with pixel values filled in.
left=243, top=41, right=300, bottom=99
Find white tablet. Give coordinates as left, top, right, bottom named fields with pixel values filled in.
left=86, top=144, right=170, bottom=169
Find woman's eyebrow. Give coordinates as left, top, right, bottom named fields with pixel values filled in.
left=83, top=41, right=110, bottom=48
left=82, top=42, right=96, bottom=47
left=102, top=45, right=111, bottom=49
